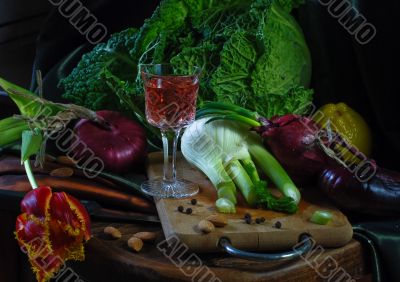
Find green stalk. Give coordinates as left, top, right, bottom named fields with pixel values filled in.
left=200, top=102, right=259, bottom=120
left=241, top=158, right=261, bottom=183
left=254, top=181, right=298, bottom=214
left=0, top=117, right=23, bottom=131
left=215, top=198, right=236, bottom=214
left=240, top=158, right=298, bottom=213
left=196, top=108, right=236, bottom=119
left=310, top=211, right=333, bottom=225
left=213, top=168, right=237, bottom=213
left=216, top=181, right=237, bottom=205
left=226, top=160, right=257, bottom=205
left=24, top=159, right=38, bottom=189
left=248, top=144, right=301, bottom=204
left=206, top=114, right=261, bottom=127
left=0, top=123, right=29, bottom=147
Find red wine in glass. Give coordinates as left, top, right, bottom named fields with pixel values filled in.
left=144, top=75, right=199, bottom=130
left=140, top=64, right=201, bottom=199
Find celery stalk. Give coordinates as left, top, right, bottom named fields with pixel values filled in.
left=241, top=158, right=261, bottom=183
left=226, top=160, right=257, bottom=206
left=216, top=198, right=236, bottom=213
left=248, top=144, right=301, bottom=204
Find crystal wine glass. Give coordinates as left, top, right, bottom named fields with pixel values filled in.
left=140, top=64, right=201, bottom=198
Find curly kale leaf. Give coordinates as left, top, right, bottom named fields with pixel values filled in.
left=171, top=41, right=219, bottom=104
left=251, top=0, right=312, bottom=97
left=254, top=86, right=314, bottom=118
left=60, top=0, right=313, bottom=128
left=59, top=28, right=138, bottom=111
left=132, top=0, right=189, bottom=57
left=210, top=31, right=258, bottom=108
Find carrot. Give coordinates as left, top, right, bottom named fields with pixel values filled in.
left=0, top=174, right=155, bottom=214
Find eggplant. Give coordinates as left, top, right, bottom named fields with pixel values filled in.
left=319, top=165, right=400, bottom=216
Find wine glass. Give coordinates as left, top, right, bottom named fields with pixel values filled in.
left=140, top=64, right=201, bottom=198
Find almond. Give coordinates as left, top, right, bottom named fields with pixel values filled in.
left=127, top=237, right=143, bottom=252
left=104, top=226, right=122, bottom=239
left=198, top=219, right=215, bottom=234
left=206, top=214, right=227, bottom=227
left=56, top=156, right=77, bottom=167
left=50, top=167, right=74, bottom=178
left=133, top=232, right=157, bottom=242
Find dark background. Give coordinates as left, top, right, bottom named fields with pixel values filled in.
left=0, top=0, right=398, bottom=170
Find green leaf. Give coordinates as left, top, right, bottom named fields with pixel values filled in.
left=0, top=76, right=63, bottom=117
left=251, top=1, right=311, bottom=98
left=254, top=86, right=314, bottom=118
left=21, top=129, right=43, bottom=163
left=211, top=31, right=258, bottom=107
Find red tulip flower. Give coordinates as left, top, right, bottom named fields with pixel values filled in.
left=15, top=186, right=91, bottom=282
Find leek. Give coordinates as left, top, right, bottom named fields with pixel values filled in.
left=181, top=118, right=300, bottom=214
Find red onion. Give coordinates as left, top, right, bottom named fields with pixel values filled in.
left=256, top=114, right=329, bottom=184
left=73, top=110, right=147, bottom=174
left=319, top=165, right=400, bottom=216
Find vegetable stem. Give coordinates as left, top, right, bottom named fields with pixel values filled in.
left=226, top=160, right=257, bottom=205
left=24, top=159, right=38, bottom=189
left=241, top=158, right=261, bottom=183
left=310, top=211, right=333, bottom=225
left=216, top=181, right=237, bottom=204
left=248, top=144, right=301, bottom=204
left=206, top=114, right=261, bottom=127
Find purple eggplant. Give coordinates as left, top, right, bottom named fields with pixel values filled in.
left=319, top=165, right=400, bottom=216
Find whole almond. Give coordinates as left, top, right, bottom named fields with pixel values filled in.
left=50, top=167, right=74, bottom=178
left=206, top=214, right=228, bottom=227
left=128, top=237, right=143, bottom=252
left=198, top=220, right=215, bottom=234
left=56, top=156, right=77, bottom=167
left=104, top=226, right=122, bottom=239
left=133, top=232, right=157, bottom=242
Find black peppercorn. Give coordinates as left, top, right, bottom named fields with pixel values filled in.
left=186, top=208, right=193, bottom=215
left=178, top=206, right=184, bottom=213
left=191, top=199, right=197, bottom=205
left=255, top=218, right=262, bottom=224
left=274, top=221, right=282, bottom=229
left=245, top=218, right=252, bottom=224
left=244, top=213, right=251, bottom=220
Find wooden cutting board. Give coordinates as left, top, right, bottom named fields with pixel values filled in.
left=147, top=152, right=353, bottom=253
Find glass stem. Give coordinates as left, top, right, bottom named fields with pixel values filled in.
left=161, top=129, right=181, bottom=182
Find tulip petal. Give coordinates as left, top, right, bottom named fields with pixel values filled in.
left=20, top=186, right=52, bottom=217
left=15, top=186, right=91, bottom=282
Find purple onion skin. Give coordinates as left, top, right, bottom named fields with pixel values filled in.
left=258, top=114, right=329, bottom=184
left=74, top=110, right=147, bottom=174
left=319, top=165, right=400, bottom=216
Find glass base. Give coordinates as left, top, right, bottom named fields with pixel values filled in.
left=141, top=178, right=199, bottom=199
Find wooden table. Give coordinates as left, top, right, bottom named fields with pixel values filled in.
left=77, top=222, right=372, bottom=282
left=0, top=210, right=371, bottom=282
left=0, top=152, right=372, bottom=282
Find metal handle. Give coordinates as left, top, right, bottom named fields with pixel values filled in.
left=218, top=234, right=313, bottom=261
